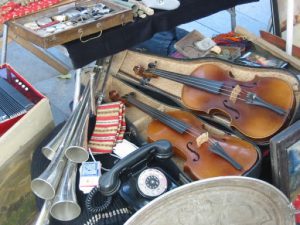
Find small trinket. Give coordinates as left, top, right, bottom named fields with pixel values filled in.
left=64, top=9, right=81, bottom=20
left=137, top=9, right=146, bottom=18
left=52, top=14, right=67, bottom=22
left=99, top=8, right=110, bottom=14
left=137, top=9, right=145, bottom=16
left=24, top=21, right=39, bottom=30
left=55, top=23, right=67, bottom=29
left=218, top=46, right=241, bottom=60
left=65, top=21, right=73, bottom=25
left=92, top=15, right=103, bottom=20
left=79, top=12, right=90, bottom=21
left=45, top=26, right=56, bottom=33
left=210, top=46, right=222, bottom=55
left=65, top=21, right=74, bottom=26
left=194, top=38, right=216, bottom=51
left=36, top=17, right=52, bottom=26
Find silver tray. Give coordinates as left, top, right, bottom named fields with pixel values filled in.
left=125, top=176, right=295, bottom=225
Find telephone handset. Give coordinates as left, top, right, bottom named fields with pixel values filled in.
left=98, top=140, right=183, bottom=211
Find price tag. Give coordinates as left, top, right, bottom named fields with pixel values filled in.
left=79, top=161, right=101, bottom=194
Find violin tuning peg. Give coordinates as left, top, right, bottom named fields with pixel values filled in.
left=148, top=62, right=157, bottom=69
left=133, top=65, right=144, bottom=76
left=109, top=90, right=120, bottom=102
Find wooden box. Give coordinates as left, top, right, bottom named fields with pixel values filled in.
left=0, top=64, right=54, bottom=225
left=8, top=0, right=133, bottom=48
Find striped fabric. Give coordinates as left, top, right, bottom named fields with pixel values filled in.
left=89, top=101, right=126, bottom=154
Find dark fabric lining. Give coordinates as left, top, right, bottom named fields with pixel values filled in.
left=64, top=0, right=258, bottom=68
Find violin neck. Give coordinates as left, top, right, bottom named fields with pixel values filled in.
left=126, top=95, right=189, bottom=134
left=148, top=68, right=223, bottom=95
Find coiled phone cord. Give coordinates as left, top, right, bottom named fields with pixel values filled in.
left=85, top=186, right=113, bottom=214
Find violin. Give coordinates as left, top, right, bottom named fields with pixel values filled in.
left=134, top=63, right=295, bottom=140
left=109, top=90, right=258, bottom=180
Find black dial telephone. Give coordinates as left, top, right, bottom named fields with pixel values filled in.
left=86, top=140, right=190, bottom=212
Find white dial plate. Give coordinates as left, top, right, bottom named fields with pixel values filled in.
left=137, top=168, right=168, bottom=198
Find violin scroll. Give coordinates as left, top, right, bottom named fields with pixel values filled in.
left=133, top=63, right=158, bottom=79
left=109, top=90, right=121, bottom=102
left=108, top=90, right=136, bottom=106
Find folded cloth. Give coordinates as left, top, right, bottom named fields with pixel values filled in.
left=89, top=101, right=126, bottom=154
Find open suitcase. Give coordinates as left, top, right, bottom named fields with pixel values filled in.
left=31, top=27, right=300, bottom=225
left=107, top=48, right=300, bottom=144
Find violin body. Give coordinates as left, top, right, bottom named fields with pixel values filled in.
left=147, top=110, right=258, bottom=180
left=181, top=64, right=295, bottom=140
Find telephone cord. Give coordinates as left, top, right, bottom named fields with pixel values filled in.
left=86, top=186, right=113, bottom=214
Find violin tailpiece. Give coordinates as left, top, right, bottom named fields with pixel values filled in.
left=196, top=132, right=209, bottom=148
left=229, top=84, right=241, bottom=104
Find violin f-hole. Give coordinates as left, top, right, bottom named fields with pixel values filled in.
left=223, top=100, right=240, bottom=119
left=186, top=141, right=200, bottom=162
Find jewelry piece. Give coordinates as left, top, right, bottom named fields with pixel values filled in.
left=45, top=26, right=56, bottom=33
left=36, top=17, right=52, bottom=26
left=22, top=3, right=114, bottom=35
left=24, top=21, right=39, bottom=30
left=52, top=14, right=67, bottom=22
left=64, top=9, right=81, bottom=20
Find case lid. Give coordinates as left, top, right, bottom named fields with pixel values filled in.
left=125, top=176, right=295, bottom=225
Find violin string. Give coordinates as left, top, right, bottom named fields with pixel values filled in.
left=127, top=96, right=219, bottom=146
left=128, top=98, right=244, bottom=170
left=151, top=69, right=249, bottom=102
left=151, top=68, right=250, bottom=95
left=137, top=99, right=218, bottom=146
left=150, top=69, right=250, bottom=102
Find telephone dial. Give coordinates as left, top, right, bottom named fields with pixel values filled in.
left=86, top=140, right=190, bottom=212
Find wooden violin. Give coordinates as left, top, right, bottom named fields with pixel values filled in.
left=134, top=63, right=295, bottom=140
left=109, top=90, right=258, bottom=180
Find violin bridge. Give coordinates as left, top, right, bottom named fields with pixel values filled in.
left=229, top=84, right=241, bottom=104
left=196, top=132, right=209, bottom=148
